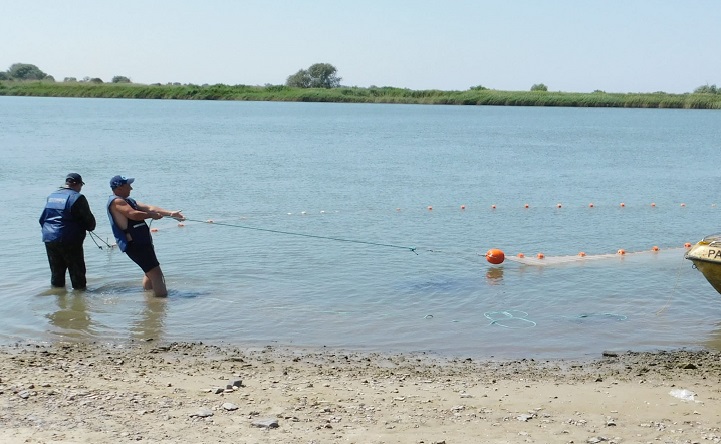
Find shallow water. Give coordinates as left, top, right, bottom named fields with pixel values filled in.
left=1, top=96, right=720, bottom=359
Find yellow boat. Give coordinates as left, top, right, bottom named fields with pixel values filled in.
left=685, top=233, right=721, bottom=294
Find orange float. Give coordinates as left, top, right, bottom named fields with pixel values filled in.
left=485, top=249, right=505, bottom=265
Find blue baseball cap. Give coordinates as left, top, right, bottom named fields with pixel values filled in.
left=110, top=175, right=135, bottom=189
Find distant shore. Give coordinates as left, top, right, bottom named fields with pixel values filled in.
left=2, top=81, right=721, bottom=109
left=1, top=341, right=720, bottom=443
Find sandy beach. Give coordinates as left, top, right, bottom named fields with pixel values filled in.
left=1, top=341, right=720, bottom=444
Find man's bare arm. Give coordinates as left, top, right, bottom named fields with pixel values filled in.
left=134, top=202, right=185, bottom=220
left=112, top=199, right=164, bottom=222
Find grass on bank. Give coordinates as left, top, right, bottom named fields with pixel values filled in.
left=1, top=80, right=720, bottom=109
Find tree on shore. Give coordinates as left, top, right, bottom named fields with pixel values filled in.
left=112, top=76, right=131, bottom=83
left=530, top=83, right=548, bottom=92
left=286, top=63, right=341, bottom=88
left=694, top=84, right=718, bottom=94
left=286, top=70, right=311, bottom=88
left=7, top=63, right=48, bottom=80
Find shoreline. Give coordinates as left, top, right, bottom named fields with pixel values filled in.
left=1, top=341, right=720, bottom=443
left=3, top=82, right=721, bottom=109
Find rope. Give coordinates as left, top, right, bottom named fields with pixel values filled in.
left=183, top=218, right=418, bottom=253
left=484, top=310, right=537, bottom=328
left=88, top=231, right=114, bottom=250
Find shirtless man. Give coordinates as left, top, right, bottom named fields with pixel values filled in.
left=107, top=175, right=184, bottom=297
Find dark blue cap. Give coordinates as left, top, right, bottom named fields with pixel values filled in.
left=110, top=175, right=135, bottom=189
left=66, top=173, right=84, bottom=185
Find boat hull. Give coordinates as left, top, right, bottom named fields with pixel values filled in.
left=685, top=234, right=721, bottom=294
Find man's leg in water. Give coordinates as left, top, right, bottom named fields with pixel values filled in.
left=144, top=266, right=167, bottom=297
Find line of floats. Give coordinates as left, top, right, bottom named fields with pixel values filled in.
left=427, top=202, right=717, bottom=210
left=483, top=245, right=690, bottom=266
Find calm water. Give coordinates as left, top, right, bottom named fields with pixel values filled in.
left=1, top=96, right=721, bottom=359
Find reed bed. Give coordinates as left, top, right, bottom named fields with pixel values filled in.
left=1, top=81, right=720, bottom=109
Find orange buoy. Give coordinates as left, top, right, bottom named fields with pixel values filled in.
left=460, top=204, right=466, bottom=210
left=684, top=242, right=691, bottom=248
left=517, top=253, right=525, bottom=258
left=491, top=204, right=496, bottom=209
left=617, top=249, right=626, bottom=255
left=177, top=222, right=185, bottom=227
left=536, top=253, right=544, bottom=259
left=578, top=251, right=586, bottom=257
left=150, top=228, right=159, bottom=232
left=485, top=249, right=505, bottom=265
left=556, top=203, right=562, bottom=208
left=427, top=206, right=433, bottom=211
left=680, top=203, right=686, bottom=207
left=652, top=246, right=659, bottom=252
left=620, top=202, right=625, bottom=207
left=524, top=203, right=529, bottom=208
left=206, top=219, right=214, bottom=223
left=588, top=203, right=594, bottom=208
left=651, top=202, right=656, bottom=207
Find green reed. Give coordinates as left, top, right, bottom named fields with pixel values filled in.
left=1, top=81, right=720, bottom=109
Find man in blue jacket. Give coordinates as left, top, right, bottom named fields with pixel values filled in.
left=39, top=173, right=97, bottom=289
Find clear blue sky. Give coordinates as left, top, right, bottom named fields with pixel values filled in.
left=3, top=0, right=719, bottom=93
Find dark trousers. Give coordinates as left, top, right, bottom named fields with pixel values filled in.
left=44, top=242, right=87, bottom=289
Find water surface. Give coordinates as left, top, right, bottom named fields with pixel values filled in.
left=1, top=96, right=720, bottom=359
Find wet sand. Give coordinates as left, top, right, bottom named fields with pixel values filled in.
left=1, top=342, right=720, bottom=443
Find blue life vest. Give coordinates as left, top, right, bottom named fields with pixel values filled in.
left=40, top=188, right=84, bottom=242
left=107, top=196, right=154, bottom=252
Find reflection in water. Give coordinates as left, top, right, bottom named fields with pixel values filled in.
left=485, top=267, right=504, bottom=285
left=42, top=284, right=204, bottom=343
left=706, top=322, right=721, bottom=352
left=46, top=291, right=94, bottom=339
left=130, top=294, right=168, bottom=342
left=130, top=289, right=205, bottom=341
